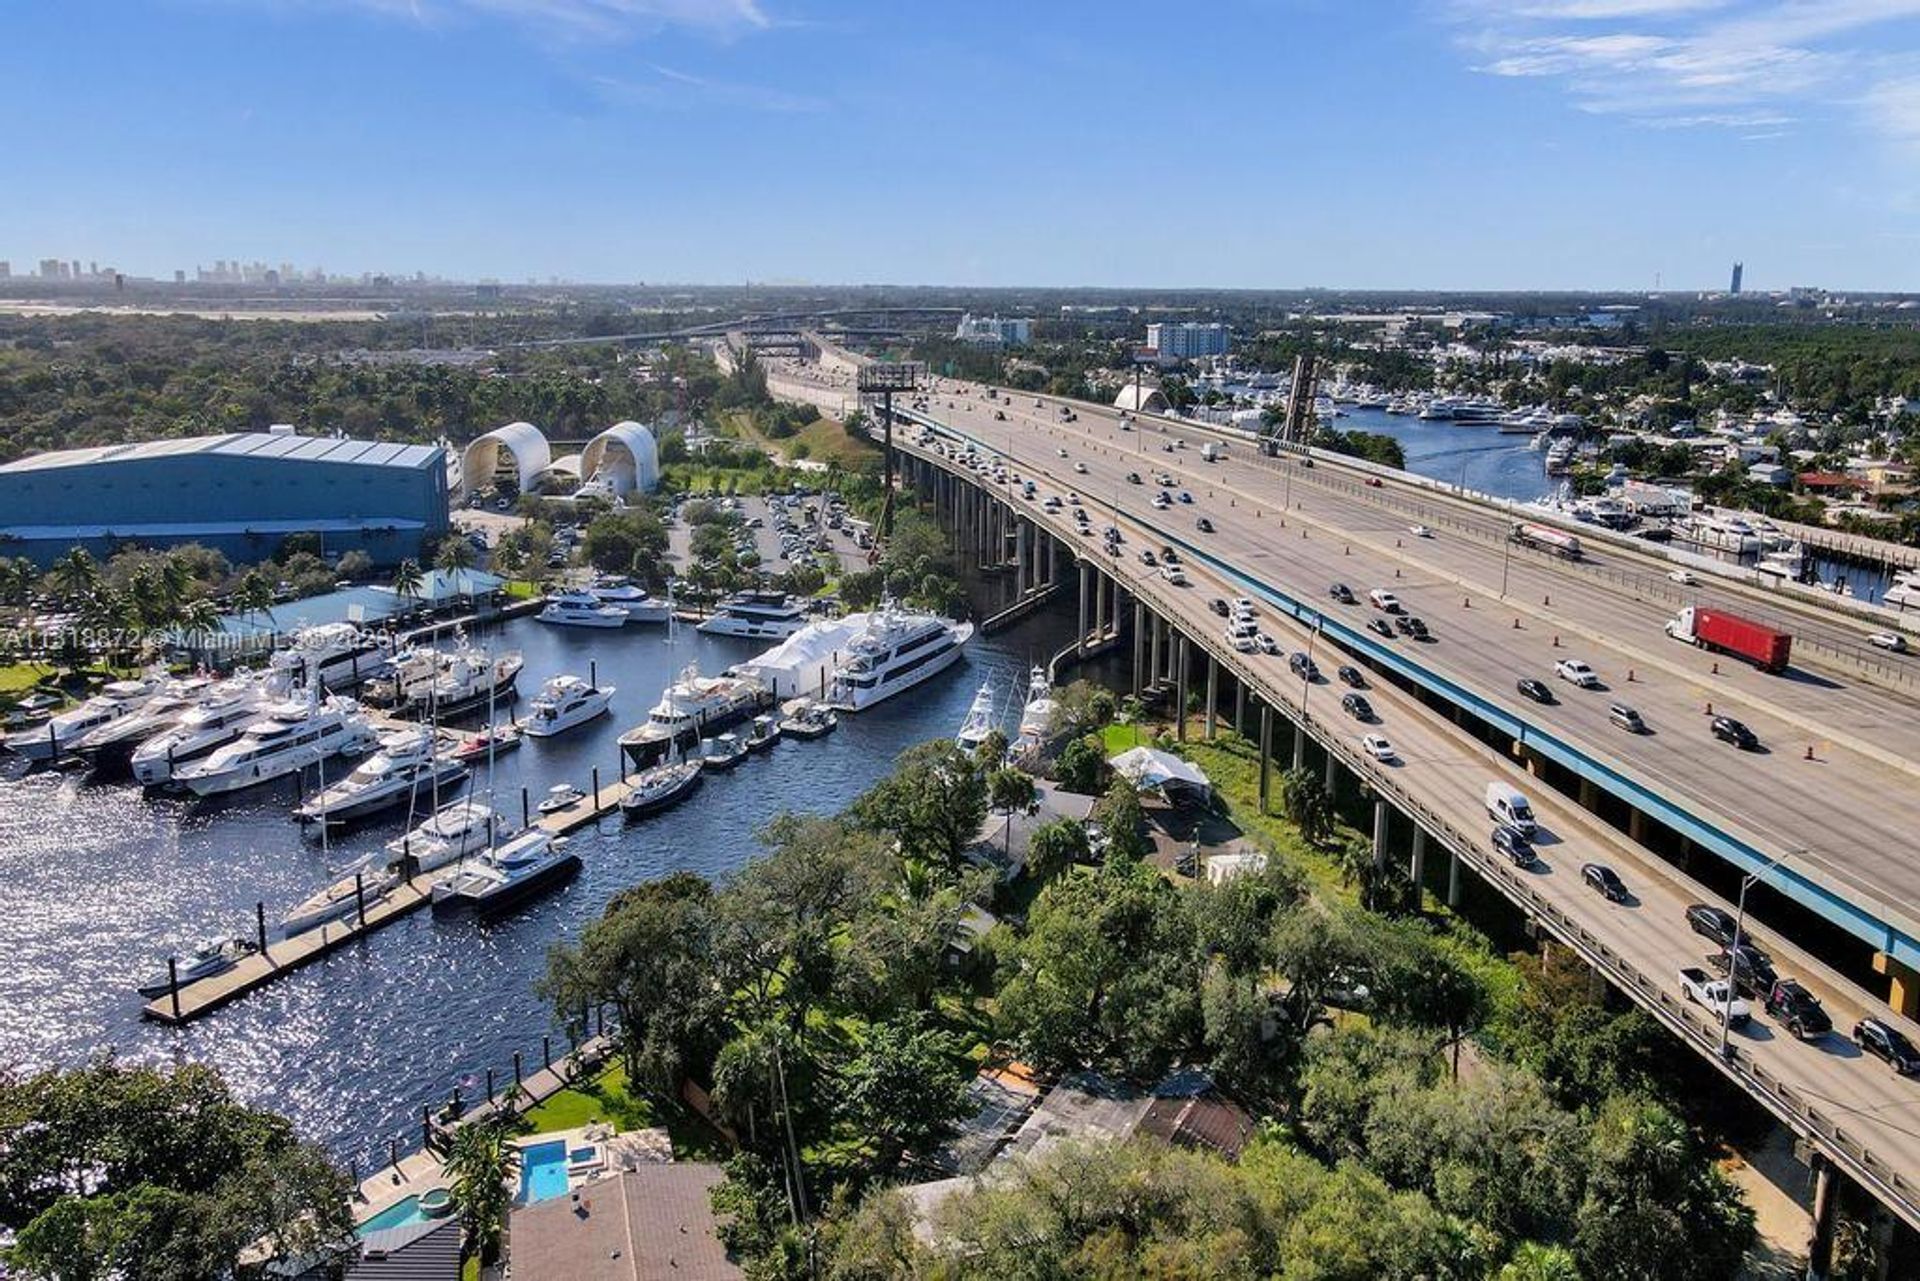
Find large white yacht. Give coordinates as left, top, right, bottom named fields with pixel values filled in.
left=697, top=591, right=810, bottom=640
left=5, top=675, right=160, bottom=762
left=269, top=623, right=384, bottom=692
left=71, top=676, right=217, bottom=765
left=537, top=591, right=627, bottom=629
left=617, top=663, right=771, bottom=767
left=523, top=674, right=614, bottom=738
left=431, top=830, right=578, bottom=915
left=825, top=604, right=973, bottom=712
left=588, top=577, right=671, bottom=623
left=373, top=643, right=523, bottom=719
left=385, top=798, right=513, bottom=874
left=294, top=728, right=469, bottom=824
left=174, top=697, right=378, bottom=797
left=281, top=850, right=402, bottom=936
left=132, top=678, right=281, bottom=786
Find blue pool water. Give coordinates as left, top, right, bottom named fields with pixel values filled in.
left=357, top=1195, right=425, bottom=1236
left=518, top=1139, right=570, bottom=1203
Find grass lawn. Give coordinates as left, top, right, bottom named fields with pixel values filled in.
left=724, top=410, right=880, bottom=471
left=517, top=1062, right=730, bottom=1161
left=0, top=664, right=51, bottom=696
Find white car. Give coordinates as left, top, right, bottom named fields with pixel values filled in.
left=1362, top=734, right=1396, bottom=762
left=1161, top=565, right=1189, bottom=586
left=1369, top=589, right=1402, bottom=612
left=1868, top=631, right=1908, bottom=653
left=1056, top=447, right=1069, bottom=458
left=1067, top=494, right=1081, bottom=506
left=1152, top=494, right=1172, bottom=509
left=1074, top=462, right=1089, bottom=474
left=1042, top=496, right=1063, bottom=512
left=1554, top=658, right=1599, bottom=688
left=1232, top=597, right=1255, bottom=615
left=1668, top=569, right=1697, bottom=585
left=1256, top=633, right=1281, bottom=655
left=1409, top=523, right=1433, bottom=538
left=1228, top=628, right=1259, bottom=653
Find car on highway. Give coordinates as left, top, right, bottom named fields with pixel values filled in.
left=1368, top=589, right=1403, bottom=612
left=1554, top=658, right=1600, bottom=688
left=1710, top=943, right=1778, bottom=999
left=1362, top=733, right=1396, bottom=762
left=1711, top=715, right=1760, bottom=750
left=1073, top=461, right=1089, bottom=474
left=1162, top=565, right=1189, bottom=586
left=1854, top=1018, right=1920, bottom=1073
left=1232, top=597, right=1255, bottom=615
left=1289, top=652, right=1320, bottom=682
left=1516, top=677, right=1554, bottom=704
left=1679, top=968, right=1750, bottom=1028
left=1365, top=476, right=1383, bottom=487
left=1366, top=617, right=1395, bottom=640
left=1668, top=569, right=1697, bottom=585
left=1196, top=517, right=1214, bottom=533
left=1868, top=631, right=1908, bottom=653
left=1328, top=583, right=1356, bottom=605
left=1161, top=547, right=1180, bottom=564
left=1155, top=472, right=1174, bottom=486
left=1608, top=704, right=1647, bottom=733
left=1210, top=598, right=1231, bottom=617
left=1056, top=447, right=1068, bottom=457
left=1256, top=633, right=1281, bottom=656
left=1152, top=493, right=1171, bottom=509
left=1409, top=523, right=1433, bottom=538
left=1395, top=615, right=1430, bottom=640
left=1581, top=862, right=1629, bottom=902
left=1685, top=903, right=1742, bottom=947
left=1491, top=824, right=1534, bottom=867
left=1765, top=980, right=1832, bottom=1041
left=1043, top=496, right=1063, bottom=512
left=1178, top=491, right=1194, bottom=503
left=1126, top=472, right=1141, bottom=484
left=1340, top=693, right=1375, bottom=721
left=994, top=409, right=1006, bottom=421
left=1139, top=549, right=1158, bottom=567
left=1067, top=493, right=1081, bottom=505
left=1337, top=665, right=1366, bottom=688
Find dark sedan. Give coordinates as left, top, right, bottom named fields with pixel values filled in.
left=1581, top=862, right=1628, bottom=902
left=1367, top=618, right=1395, bottom=640
left=1517, top=678, right=1554, bottom=704
left=1328, top=583, right=1357, bottom=605
left=1711, top=716, right=1759, bottom=750
left=1855, top=1018, right=1920, bottom=1074
left=1337, top=665, right=1367, bottom=688
left=1685, top=903, right=1740, bottom=947
left=1340, top=693, right=1375, bottom=722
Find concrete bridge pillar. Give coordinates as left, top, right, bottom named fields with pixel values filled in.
left=1807, top=1153, right=1837, bottom=1281
left=1132, top=602, right=1145, bottom=696
left=1578, top=776, right=1598, bottom=810
left=1175, top=635, right=1190, bottom=741
left=1373, top=798, right=1390, bottom=873
left=1048, top=535, right=1057, bottom=587
left=1077, top=561, right=1090, bottom=649
left=1258, top=704, right=1273, bottom=811
left=1410, top=828, right=1427, bottom=911
left=1234, top=682, right=1245, bottom=736
left=1447, top=846, right=1463, bottom=908
left=1324, top=745, right=1338, bottom=797
left=1016, top=520, right=1030, bottom=593
left=1150, top=612, right=1164, bottom=691
left=1627, top=808, right=1647, bottom=845
left=1205, top=657, right=1218, bottom=739
left=1095, top=572, right=1109, bottom=639
left=1292, top=718, right=1306, bottom=770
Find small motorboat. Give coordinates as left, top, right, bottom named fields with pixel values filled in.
left=744, top=714, right=781, bottom=753
left=136, top=937, right=257, bottom=998
left=451, top=723, right=523, bottom=763
left=619, top=760, right=704, bottom=818
left=699, top=733, right=747, bottom=772
left=777, top=700, right=838, bottom=740
left=537, top=782, right=587, bottom=815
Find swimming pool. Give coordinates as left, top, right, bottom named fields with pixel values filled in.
left=357, top=1195, right=426, bottom=1236
left=517, top=1139, right=570, bottom=1204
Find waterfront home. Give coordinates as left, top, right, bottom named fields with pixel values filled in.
left=506, top=1163, right=740, bottom=1280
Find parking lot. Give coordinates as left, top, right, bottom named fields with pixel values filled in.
left=664, top=492, right=873, bottom=580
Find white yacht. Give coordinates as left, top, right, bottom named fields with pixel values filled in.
left=431, top=830, right=579, bottom=915
left=617, top=664, right=771, bottom=767
left=132, top=678, right=280, bottom=786
left=825, top=604, right=973, bottom=712
left=955, top=682, right=997, bottom=752
left=1755, top=542, right=1808, bottom=584
left=698, top=591, right=809, bottom=640
left=385, top=798, right=513, bottom=874
left=269, top=622, right=383, bottom=692
left=294, top=728, right=469, bottom=824
left=1885, top=570, right=1920, bottom=611
left=1012, top=665, right=1059, bottom=757
left=387, top=645, right=524, bottom=719
left=71, top=676, right=216, bottom=765
left=588, top=577, right=671, bottom=623
left=136, top=937, right=258, bottom=997
left=523, top=674, right=614, bottom=739
left=5, top=676, right=160, bottom=762
left=537, top=591, right=627, bottom=629
left=281, top=849, right=401, bottom=936
left=174, top=697, right=378, bottom=797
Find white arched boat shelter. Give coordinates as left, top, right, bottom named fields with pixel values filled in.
left=461, top=421, right=551, bottom=496
left=579, top=420, right=661, bottom=497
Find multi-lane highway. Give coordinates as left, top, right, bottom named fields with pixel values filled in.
left=860, top=380, right=1920, bottom=1230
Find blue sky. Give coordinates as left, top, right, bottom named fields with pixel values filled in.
left=6, top=0, right=1920, bottom=290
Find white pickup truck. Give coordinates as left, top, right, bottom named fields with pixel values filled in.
left=1679, top=967, right=1750, bottom=1028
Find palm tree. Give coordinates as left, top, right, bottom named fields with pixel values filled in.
left=390, top=558, right=425, bottom=610
left=49, top=548, right=99, bottom=604
left=987, top=766, right=1036, bottom=855
left=435, top=537, right=475, bottom=575
left=235, top=569, right=277, bottom=627
left=442, top=1118, right=513, bottom=1265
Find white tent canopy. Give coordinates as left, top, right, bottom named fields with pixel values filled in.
left=1108, top=746, right=1211, bottom=800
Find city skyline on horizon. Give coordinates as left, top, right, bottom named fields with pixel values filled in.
left=6, top=1, right=1920, bottom=292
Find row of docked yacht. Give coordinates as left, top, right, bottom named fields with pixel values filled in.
left=362, top=639, right=523, bottom=720
left=537, top=576, right=672, bottom=628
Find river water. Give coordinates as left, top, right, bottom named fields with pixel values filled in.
left=0, top=594, right=1093, bottom=1169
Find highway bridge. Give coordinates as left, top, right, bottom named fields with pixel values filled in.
left=768, top=357, right=1920, bottom=1248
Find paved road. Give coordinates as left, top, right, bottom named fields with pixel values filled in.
left=893, top=417, right=1920, bottom=1228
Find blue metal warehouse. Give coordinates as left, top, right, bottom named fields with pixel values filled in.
left=0, top=430, right=450, bottom=567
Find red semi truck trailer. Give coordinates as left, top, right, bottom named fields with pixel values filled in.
left=1665, top=606, right=1792, bottom=673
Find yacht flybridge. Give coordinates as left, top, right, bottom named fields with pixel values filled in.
left=132, top=678, right=281, bottom=786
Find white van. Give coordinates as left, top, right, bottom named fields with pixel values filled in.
left=1485, top=782, right=1537, bottom=836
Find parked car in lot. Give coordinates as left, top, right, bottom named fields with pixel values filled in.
left=1581, top=862, right=1628, bottom=901
left=1340, top=693, right=1375, bottom=721
left=1854, top=1018, right=1920, bottom=1073
left=1517, top=677, right=1554, bottom=704
left=1328, top=583, right=1356, bottom=604
left=1337, top=665, right=1366, bottom=688
left=1711, top=716, right=1759, bottom=750
left=1685, top=903, right=1741, bottom=947
left=1765, top=980, right=1832, bottom=1040
left=1679, top=967, right=1750, bottom=1028
left=1554, top=658, right=1599, bottom=688
left=1710, top=943, right=1778, bottom=999
left=1491, top=824, right=1534, bottom=867
left=1362, top=733, right=1396, bottom=762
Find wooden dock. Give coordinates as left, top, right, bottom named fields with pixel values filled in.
left=142, top=773, right=639, bottom=1026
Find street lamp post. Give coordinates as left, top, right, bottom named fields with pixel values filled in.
left=1721, top=849, right=1795, bottom=1059
left=1500, top=532, right=1514, bottom=599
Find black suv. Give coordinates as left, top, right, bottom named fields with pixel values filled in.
left=1328, top=583, right=1356, bottom=605
left=1710, top=943, right=1778, bottom=998
left=1289, top=653, right=1320, bottom=681
left=1366, top=618, right=1395, bottom=639
left=1340, top=693, right=1375, bottom=721
left=1764, top=980, right=1832, bottom=1040
left=1581, top=862, right=1628, bottom=902
left=1196, top=517, right=1214, bottom=533
left=1210, top=598, right=1230, bottom=618
left=1854, top=1018, right=1920, bottom=1073
left=1711, top=716, right=1759, bottom=750
left=1337, top=665, right=1367, bottom=688
left=1685, top=903, right=1740, bottom=946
